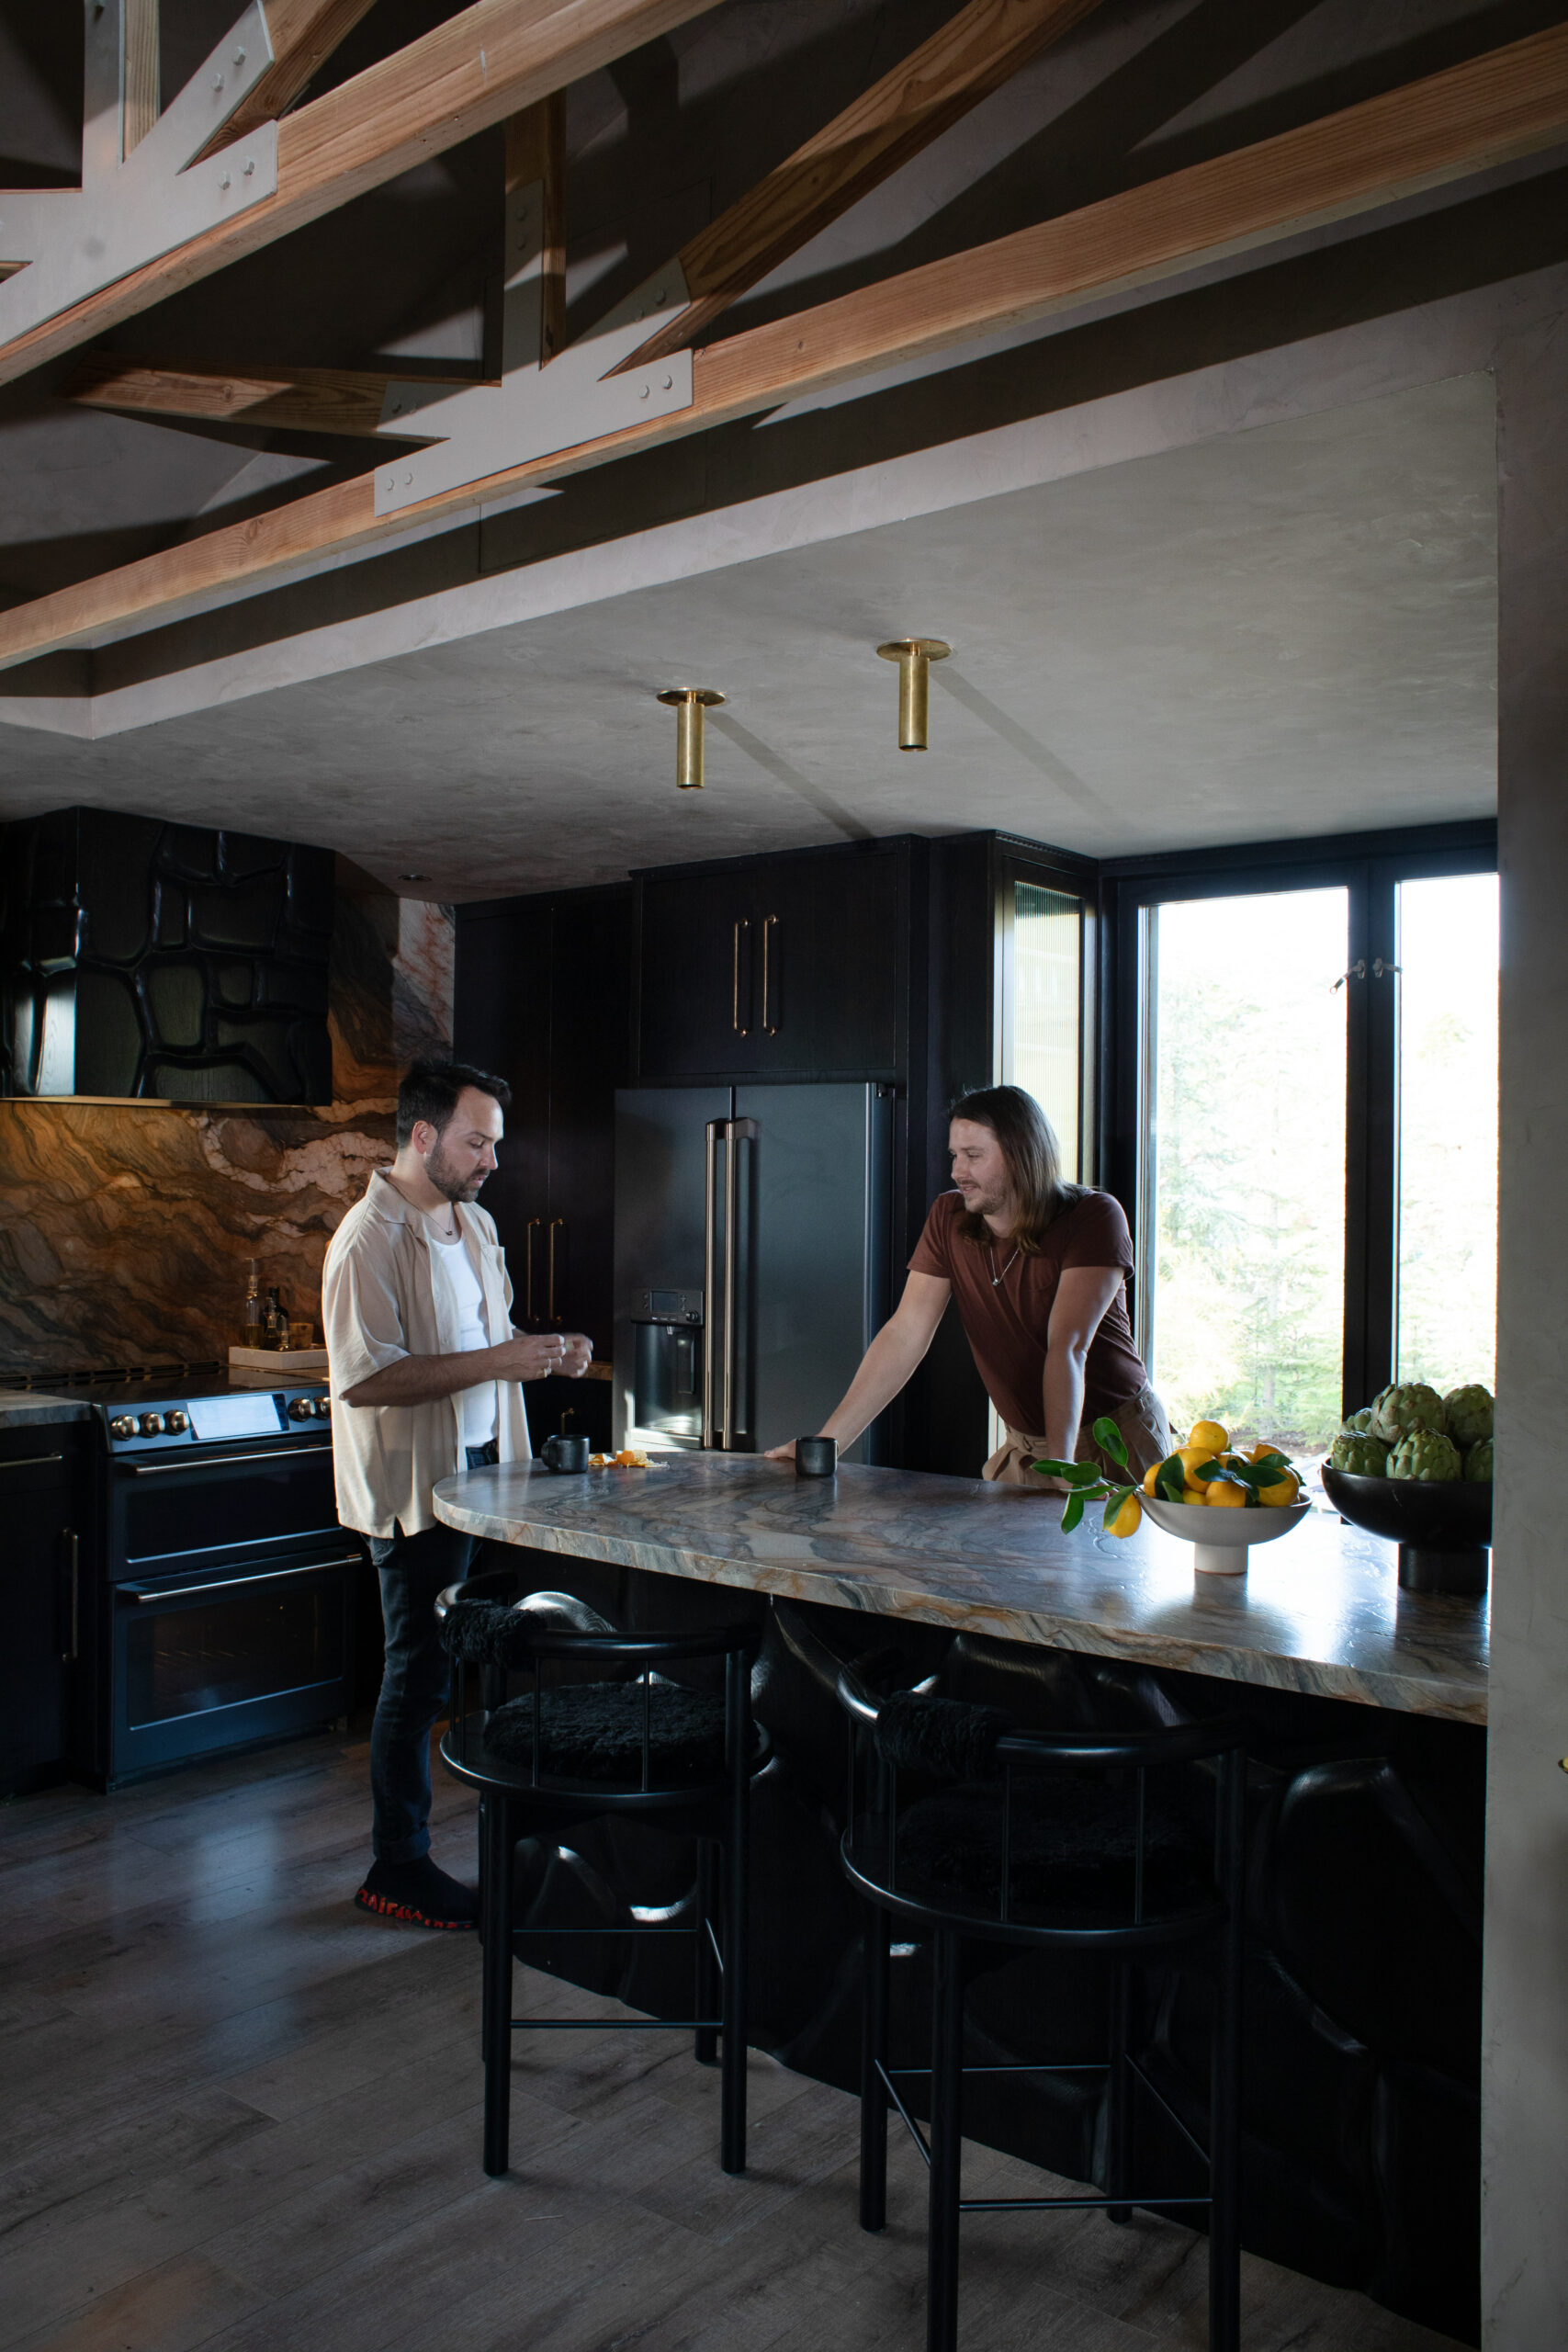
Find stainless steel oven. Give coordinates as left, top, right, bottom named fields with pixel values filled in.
left=88, top=1378, right=359, bottom=1787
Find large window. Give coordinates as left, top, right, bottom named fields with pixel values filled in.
left=1105, top=825, right=1497, bottom=1452
left=1145, top=888, right=1348, bottom=1451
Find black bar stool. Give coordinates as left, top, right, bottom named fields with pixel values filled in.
left=437, top=1572, right=767, bottom=2179
left=836, top=1667, right=1247, bottom=2352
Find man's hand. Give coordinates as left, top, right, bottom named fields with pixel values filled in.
left=495, top=1331, right=570, bottom=1382
left=558, top=1332, right=593, bottom=1378
left=763, top=1439, right=798, bottom=1462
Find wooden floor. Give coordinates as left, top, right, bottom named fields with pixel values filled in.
left=2, top=1733, right=1466, bottom=2352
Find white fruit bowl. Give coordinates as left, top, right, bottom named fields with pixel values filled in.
left=1140, top=1492, right=1311, bottom=1577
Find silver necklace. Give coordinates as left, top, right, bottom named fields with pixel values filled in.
left=987, top=1241, right=1021, bottom=1288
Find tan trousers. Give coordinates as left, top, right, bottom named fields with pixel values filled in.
left=983, top=1383, right=1171, bottom=1490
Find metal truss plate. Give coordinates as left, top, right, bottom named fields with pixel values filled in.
left=0, top=3, right=277, bottom=347
left=373, top=247, right=694, bottom=517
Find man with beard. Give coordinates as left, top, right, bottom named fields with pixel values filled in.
left=323, top=1060, right=591, bottom=1928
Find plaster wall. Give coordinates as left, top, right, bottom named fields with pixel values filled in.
left=1484, top=320, right=1568, bottom=2350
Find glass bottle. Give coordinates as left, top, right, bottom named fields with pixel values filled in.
left=239, top=1260, right=265, bottom=1350
left=263, top=1286, right=287, bottom=1349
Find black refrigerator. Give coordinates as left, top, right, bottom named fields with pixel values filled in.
left=614, top=1083, right=894, bottom=1459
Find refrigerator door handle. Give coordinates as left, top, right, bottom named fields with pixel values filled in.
left=703, top=1119, right=723, bottom=1446
left=725, top=1117, right=757, bottom=1442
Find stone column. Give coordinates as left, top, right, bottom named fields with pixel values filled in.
left=1484, top=311, right=1568, bottom=2347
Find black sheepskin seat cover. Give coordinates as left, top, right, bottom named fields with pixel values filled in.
left=441, top=1599, right=535, bottom=1668
left=895, top=1773, right=1212, bottom=1926
left=874, top=1690, right=1012, bottom=1780
left=484, top=1681, right=728, bottom=1786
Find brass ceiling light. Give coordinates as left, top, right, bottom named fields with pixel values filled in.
left=876, top=637, right=951, bottom=751
left=656, top=686, right=727, bottom=789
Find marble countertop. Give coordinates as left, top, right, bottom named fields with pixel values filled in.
left=0, top=1394, right=92, bottom=1428
left=434, top=1454, right=1489, bottom=1724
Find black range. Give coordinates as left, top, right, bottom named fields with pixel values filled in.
left=84, top=1374, right=358, bottom=1788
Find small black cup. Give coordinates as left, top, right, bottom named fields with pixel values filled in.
left=540, top=1432, right=590, bottom=1474
left=795, top=1435, right=837, bottom=1478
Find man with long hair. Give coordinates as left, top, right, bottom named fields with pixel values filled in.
left=769, top=1085, right=1168, bottom=1485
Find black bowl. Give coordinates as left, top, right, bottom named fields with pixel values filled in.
left=1320, top=1464, right=1491, bottom=1594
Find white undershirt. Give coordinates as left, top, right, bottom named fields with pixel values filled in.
left=430, top=1224, right=497, bottom=1449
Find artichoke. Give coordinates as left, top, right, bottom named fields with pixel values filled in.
left=1371, top=1383, right=1448, bottom=1444
left=1330, top=1432, right=1390, bottom=1476
left=1341, top=1407, right=1375, bottom=1435
left=1444, top=1384, right=1494, bottom=1449
left=1464, top=1439, right=1494, bottom=1484
left=1388, top=1429, right=1462, bottom=1483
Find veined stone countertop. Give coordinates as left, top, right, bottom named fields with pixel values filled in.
left=0, top=1394, right=92, bottom=1427
left=434, top=1454, right=1489, bottom=1724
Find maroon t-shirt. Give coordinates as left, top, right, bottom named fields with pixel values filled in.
left=908, top=1188, right=1147, bottom=1434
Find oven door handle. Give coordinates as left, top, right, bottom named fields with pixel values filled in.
left=119, top=1553, right=362, bottom=1601
left=122, top=1444, right=333, bottom=1476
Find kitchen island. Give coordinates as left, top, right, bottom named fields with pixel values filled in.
left=434, top=1453, right=1487, bottom=1724
left=435, top=1451, right=1486, bottom=2341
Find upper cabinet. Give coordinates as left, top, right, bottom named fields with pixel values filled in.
left=636, top=841, right=907, bottom=1080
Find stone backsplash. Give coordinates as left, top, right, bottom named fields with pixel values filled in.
left=0, top=864, right=453, bottom=1376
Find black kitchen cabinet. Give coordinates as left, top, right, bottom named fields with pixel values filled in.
left=454, top=885, right=631, bottom=1357
left=0, top=1423, right=86, bottom=1797
left=636, top=840, right=906, bottom=1080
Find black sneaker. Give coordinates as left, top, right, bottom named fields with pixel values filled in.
left=355, top=1856, right=479, bottom=1929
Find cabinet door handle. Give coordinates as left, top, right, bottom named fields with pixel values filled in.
left=761, top=913, right=779, bottom=1036
left=732, top=918, right=750, bottom=1035
left=65, top=1528, right=79, bottom=1663
left=548, top=1217, right=564, bottom=1326
left=0, top=1452, right=65, bottom=1470
left=525, top=1216, right=541, bottom=1322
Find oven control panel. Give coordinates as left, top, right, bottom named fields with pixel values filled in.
left=99, top=1387, right=331, bottom=1451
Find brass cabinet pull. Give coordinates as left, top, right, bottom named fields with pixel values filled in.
left=732, top=918, right=750, bottom=1035
left=525, top=1216, right=541, bottom=1322
left=761, top=913, right=778, bottom=1036
left=548, top=1217, right=564, bottom=1326
left=0, top=1452, right=65, bottom=1470
left=65, top=1528, right=79, bottom=1662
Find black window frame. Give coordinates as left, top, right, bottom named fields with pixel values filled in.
left=1097, top=817, right=1497, bottom=1421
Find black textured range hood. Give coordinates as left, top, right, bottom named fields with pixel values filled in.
left=0, top=808, right=333, bottom=1103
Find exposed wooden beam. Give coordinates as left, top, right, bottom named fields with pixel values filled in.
left=6, top=20, right=1568, bottom=671
left=195, top=0, right=383, bottom=164
left=615, top=0, right=1106, bottom=377
left=0, top=0, right=725, bottom=390
left=505, top=95, right=566, bottom=364
left=123, top=0, right=162, bottom=156
left=62, top=350, right=473, bottom=436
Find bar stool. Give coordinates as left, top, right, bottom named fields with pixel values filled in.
left=836, top=1668, right=1247, bottom=2352
left=437, top=1572, right=767, bottom=2178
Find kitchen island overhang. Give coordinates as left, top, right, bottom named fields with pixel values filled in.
left=434, top=1453, right=1488, bottom=1725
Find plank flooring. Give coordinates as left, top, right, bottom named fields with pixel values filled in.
left=1, top=1734, right=1467, bottom=2352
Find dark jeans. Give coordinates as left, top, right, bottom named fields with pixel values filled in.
left=367, top=1442, right=497, bottom=1863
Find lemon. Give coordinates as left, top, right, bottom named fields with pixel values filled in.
left=1258, top=1469, right=1301, bottom=1507
left=1182, top=1484, right=1210, bottom=1504
left=1176, top=1443, right=1217, bottom=1479
left=1142, top=1464, right=1160, bottom=1497
left=1188, top=1419, right=1229, bottom=1453
left=1247, top=1442, right=1284, bottom=1464
left=1105, top=1490, right=1142, bottom=1539
left=1205, top=1479, right=1248, bottom=1509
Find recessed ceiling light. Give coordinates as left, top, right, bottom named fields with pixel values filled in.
left=400, top=871, right=431, bottom=882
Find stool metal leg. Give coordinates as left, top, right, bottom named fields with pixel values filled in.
left=720, top=1649, right=750, bottom=2176
left=1107, top=1960, right=1133, bottom=2224
left=1208, top=1752, right=1246, bottom=2352
left=481, top=1790, right=514, bottom=2177
left=695, top=1839, right=720, bottom=2067
left=478, top=1792, right=491, bottom=2065
left=860, top=1898, right=891, bottom=2232
left=927, top=1928, right=964, bottom=2352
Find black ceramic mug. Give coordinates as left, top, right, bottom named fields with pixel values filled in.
left=795, top=1435, right=837, bottom=1477
left=540, top=1432, right=590, bottom=1474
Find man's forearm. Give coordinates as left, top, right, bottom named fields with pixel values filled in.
left=1042, top=1347, right=1088, bottom=1462
left=820, top=1321, right=930, bottom=1449
left=342, top=1343, right=522, bottom=1409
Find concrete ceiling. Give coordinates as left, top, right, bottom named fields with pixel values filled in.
left=0, top=371, right=1497, bottom=895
